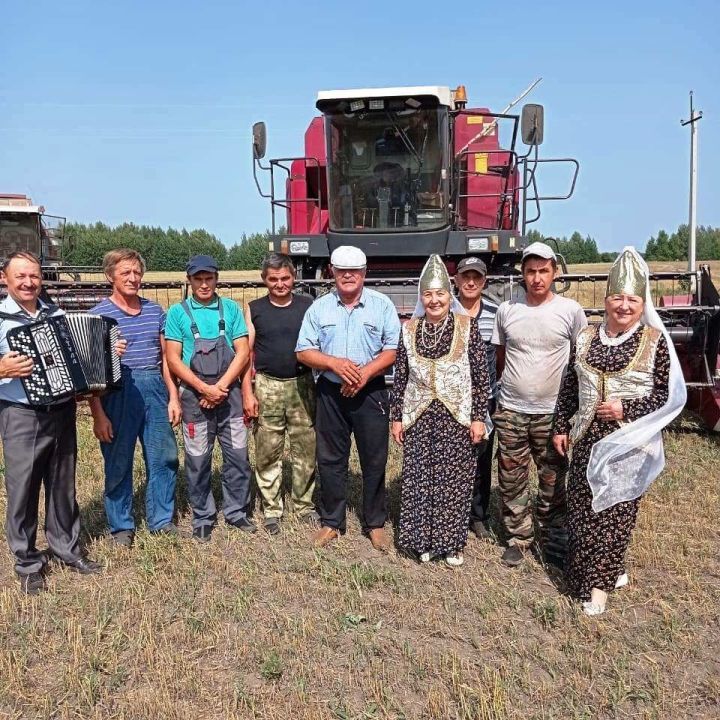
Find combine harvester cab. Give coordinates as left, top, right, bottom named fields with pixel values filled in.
left=251, top=84, right=578, bottom=312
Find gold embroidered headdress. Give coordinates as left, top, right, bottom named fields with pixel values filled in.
left=606, top=248, right=647, bottom=298
left=419, top=254, right=452, bottom=293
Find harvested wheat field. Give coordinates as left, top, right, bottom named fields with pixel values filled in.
left=0, top=411, right=719, bottom=720
left=1, top=259, right=719, bottom=719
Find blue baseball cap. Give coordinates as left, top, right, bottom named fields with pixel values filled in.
left=186, top=255, right=219, bottom=275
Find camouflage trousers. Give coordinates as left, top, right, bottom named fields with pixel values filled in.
left=253, top=372, right=317, bottom=519
left=494, top=406, right=568, bottom=555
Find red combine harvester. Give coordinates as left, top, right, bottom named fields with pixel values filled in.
left=251, top=83, right=720, bottom=430
left=251, top=84, right=578, bottom=292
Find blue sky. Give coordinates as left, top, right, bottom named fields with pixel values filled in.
left=2, top=0, right=718, bottom=252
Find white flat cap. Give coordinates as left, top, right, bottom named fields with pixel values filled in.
left=522, top=241, right=557, bottom=261
left=331, top=245, right=367, bottom=269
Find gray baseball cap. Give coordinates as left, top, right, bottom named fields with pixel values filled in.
left=456, top=256, right=488, bottom=276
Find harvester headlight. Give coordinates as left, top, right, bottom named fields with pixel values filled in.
left=289, top=241, right=310, bottom=255
left=350, top=100, right=365, bottom=112
left=467, top=236, right=489, bottom=252
left=368, top=99, right=384, bottom=110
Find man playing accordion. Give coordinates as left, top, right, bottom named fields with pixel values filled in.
left=0, top=251, right=111, bottom=594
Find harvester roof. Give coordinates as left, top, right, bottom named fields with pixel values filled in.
left=316, top=85, right=454, bottom=110
left=0, top=194, right=43, bottom=215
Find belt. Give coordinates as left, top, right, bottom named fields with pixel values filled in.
left=0, top=399, right=75, bottom=413
left=257, top=370, right=311, bottom=381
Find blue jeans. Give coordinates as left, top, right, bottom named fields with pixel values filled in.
left=100, top=368, right=179, bottom=533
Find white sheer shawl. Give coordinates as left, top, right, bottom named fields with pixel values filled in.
left=586, top=247, right=686, bottom=512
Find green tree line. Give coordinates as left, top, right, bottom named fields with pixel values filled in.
left=644, top=225, right=720, bottom=261
left=526, top=230, right=618, bottom=264
left=62, top=221, right=720, bottom=271
left=529, top=224, right=720, bottom=263
left=63, top=222, right=272, bottom=271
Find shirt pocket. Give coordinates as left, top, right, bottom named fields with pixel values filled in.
left=362, top=321, right=382, bottom=346
left=319, top=323, right=336, bottom=345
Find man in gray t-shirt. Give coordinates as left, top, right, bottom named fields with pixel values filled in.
left=492, top=242, right=587, bottom=568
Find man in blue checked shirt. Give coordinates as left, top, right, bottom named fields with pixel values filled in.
left=296, top=246, right=400, bottom=551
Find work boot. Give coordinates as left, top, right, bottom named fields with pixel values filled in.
left=264, top=518, right=281, bottom=536
left=111, top=530, right=135, bottom=548
left=312, top=526, right=340, bottom=548
left=470, top=520, right=494, bottom=541
left=368, top=528, right=390, bottom=552
left=299, top=510, right=320, bottom=528
left=226, top=517, right=258, bottom=533
left=501, top=545, right=525, bottom=568
left=58, top=558, right=104, bottom=575
left=150, top=523, right=182, bottom=537
left=18, top=571, right=46, bottom=595
left=192, top=525, right=213, bottom=543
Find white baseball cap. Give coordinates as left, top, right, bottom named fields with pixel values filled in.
left=330, top=245, right=367, bottom=269
left=522, top=241, right=557, bottom=261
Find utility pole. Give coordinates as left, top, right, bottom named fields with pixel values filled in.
left=681, top=91, right=703, bottom=272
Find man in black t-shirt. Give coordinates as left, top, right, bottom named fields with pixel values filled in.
left=242, top=254, right=317, bottom=535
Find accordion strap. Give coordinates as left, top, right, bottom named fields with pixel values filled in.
left=0, top=304, right=59, bottom=324
left=181, top=298, right=226, bottom=339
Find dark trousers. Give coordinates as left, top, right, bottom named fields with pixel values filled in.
left=470, top=399, right=497, bottom=525
left=0, top=401, right=82, bottom=575
left=315, top=377, right=389, bottom=533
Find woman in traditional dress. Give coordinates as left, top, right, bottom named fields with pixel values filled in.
left=553, top=247, right=686, bottom=615
left=390, top=255, right=490, bottom=567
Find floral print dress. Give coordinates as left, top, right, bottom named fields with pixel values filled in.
left=391, top=313, right=489, bottom=557
left=553, top=324, right=671, bottom=600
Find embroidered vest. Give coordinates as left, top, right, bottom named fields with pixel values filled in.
left=570, top=324, right=661, bottom=443
left=401, top=313, right=473, bottom=430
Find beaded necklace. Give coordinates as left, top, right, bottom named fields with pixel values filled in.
left=420, top=313, right=450, bottom=350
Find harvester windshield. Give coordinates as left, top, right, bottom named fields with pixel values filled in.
left=324, top=107, right=449, bottom=232
left=0, top=211, right=40, bottom=258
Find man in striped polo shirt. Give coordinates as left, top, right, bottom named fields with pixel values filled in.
left=89, top=249, right=180, bottom=546
left=455, top=257, right=499, bottom=541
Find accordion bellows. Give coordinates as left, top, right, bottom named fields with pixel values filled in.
left=7, top=313, right=123, bottom=405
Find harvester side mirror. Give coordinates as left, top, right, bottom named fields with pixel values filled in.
left=521, top=104, right=544, bottom=146
left=252, top=121, right=267, bottom=160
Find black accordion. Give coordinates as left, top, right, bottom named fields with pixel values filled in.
left=7, top=313, right=123, bottom=406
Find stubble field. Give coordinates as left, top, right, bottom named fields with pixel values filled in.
left=0, top=259, right=719, bottom=719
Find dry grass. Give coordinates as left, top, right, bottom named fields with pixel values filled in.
left=0, top=412, right=718, bottom=719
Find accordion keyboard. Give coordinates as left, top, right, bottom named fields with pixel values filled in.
left=7, top=324, right=76, bottom=403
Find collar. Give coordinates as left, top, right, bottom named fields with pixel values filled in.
left=188, top=294, right=220, bottom=310
left=0, top=294, right=49, bottom=317
left=334, top=288, right=366, bottom=308
left=599, top=321, right=642, bottom=347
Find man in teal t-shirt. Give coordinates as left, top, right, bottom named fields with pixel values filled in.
left=165, top=255, right=252, bottom=542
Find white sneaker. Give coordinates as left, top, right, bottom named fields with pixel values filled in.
left=582, top=601, right=606, bottom=617
left=445, top=552, right=464, bottom=567
left=419, top=552, right=431, bottom=563
left=615, top=573, right=629, bottom=589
